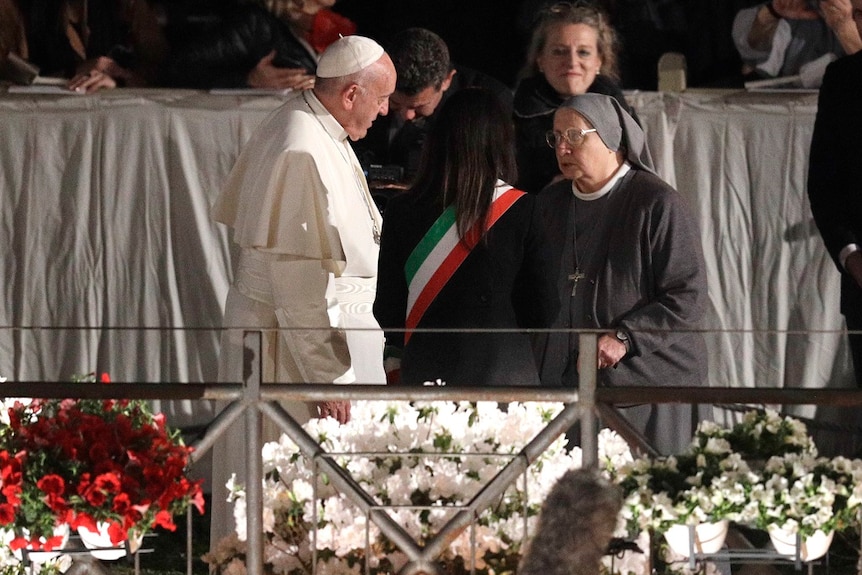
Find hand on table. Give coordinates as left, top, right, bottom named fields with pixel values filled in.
left=68, top=57, right=129, bottom=93
left=68, top=69, right=117, bottom=93
left=247, top=50, right=316, bottom=90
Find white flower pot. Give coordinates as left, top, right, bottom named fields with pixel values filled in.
left=767, top=525, right=834, bottom=562
left=77, top=522, right=144, bottom=560
left=663, top=520, right=729, bottom=558
left=15, top=523, right=70, bottom=563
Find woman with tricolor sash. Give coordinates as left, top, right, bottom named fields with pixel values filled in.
left=373, top=88, right=560, bottom=386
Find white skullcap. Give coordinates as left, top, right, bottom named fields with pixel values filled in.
left=316, top=35, right=385, bottom=78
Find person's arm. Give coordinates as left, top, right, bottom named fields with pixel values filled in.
left=808, top=58, right=862, bottom=284
left=246, top=49, right=315, bottom=90
left=734, top=1, right=819, bottom=53
left=820, top=0, right=862, bottom=55
left=610, top=184, right=708, bottom=359
left=264, top=148, right=361, bottom=421
left=166, top=6, right=277, bottom=89
left=748, top=3, right=784, bottom=51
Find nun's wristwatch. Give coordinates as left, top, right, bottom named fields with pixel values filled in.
left=614, top=330, right=630, bottom=354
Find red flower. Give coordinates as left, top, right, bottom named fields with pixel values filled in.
left=107, top=521, right=127, bottom=546
left=1, top=380, right=205, bottom=544
left=9, top=535, right=29, bottom=551
left=36, top=474, right=65, bottom=497
left=152, top=509, right=176, bottom=531
left=0, top=503, right=16, bottom=524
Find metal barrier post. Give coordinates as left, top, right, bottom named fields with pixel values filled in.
left=579, top=332, right=598, bottom=468
left=243, top=331, right=264, bottom=575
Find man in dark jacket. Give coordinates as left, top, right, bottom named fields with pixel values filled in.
left=352, top=27, right=513, bottom=194
left=808, top=4, right=862, bottom=387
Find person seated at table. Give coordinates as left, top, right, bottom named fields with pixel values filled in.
left=373, top=87, right=559, bottom=387
left=732, top=0, right=862, bottom=82
left=0, top=0, right=26, bottom=64
left=533, top=93, right=708, bottom=454
left=164, top=0, right=354, bottom=90
left=12, top=0, right=168, bottom=92
left=513, top=1, right=637, bottom=194
left=351, top=27, right=513, bottom=190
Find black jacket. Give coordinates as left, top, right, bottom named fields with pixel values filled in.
left=351, top=65, right=514, bottom=183
left=512, top=74, right=637, bottom=194
left=373, top=189, right=559, bottom=386
left=808, top=51, right=862, bottom=321
left=165, top=4, right=317, bottom=89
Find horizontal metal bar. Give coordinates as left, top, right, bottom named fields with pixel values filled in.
left=5, top=383, right=862, bottom=407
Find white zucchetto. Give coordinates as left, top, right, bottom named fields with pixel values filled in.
left=316, top=35, right=385, bottom=78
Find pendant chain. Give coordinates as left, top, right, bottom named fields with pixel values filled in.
left=303, top=91, right=381, bottom=244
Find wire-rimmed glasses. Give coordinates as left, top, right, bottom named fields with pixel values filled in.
left=545, top=128, right=597, bottom=148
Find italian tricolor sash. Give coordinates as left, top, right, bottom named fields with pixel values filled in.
left=403, top=184, right=525, bottom=344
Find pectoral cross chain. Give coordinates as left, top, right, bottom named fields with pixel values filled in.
left=569, top=267, right=585, bottom=296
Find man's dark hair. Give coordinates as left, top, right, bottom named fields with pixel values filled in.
left=387, top=28, right=452, bottom=96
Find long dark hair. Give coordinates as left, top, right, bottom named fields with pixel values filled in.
left=411, top=88, right=517, bottom=244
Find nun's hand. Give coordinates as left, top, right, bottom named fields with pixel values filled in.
left=596, top=334, right=627, bottom=369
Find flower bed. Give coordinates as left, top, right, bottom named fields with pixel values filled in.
left=207, top=404, right=862, bottom=574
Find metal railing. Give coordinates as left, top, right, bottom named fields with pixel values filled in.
left=4, top=330, right=862, bottom=574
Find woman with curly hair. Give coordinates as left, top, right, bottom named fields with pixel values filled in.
left=513, top=1, right=638, bottom=194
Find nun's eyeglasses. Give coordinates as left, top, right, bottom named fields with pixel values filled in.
left=545, top=128, right=597, bottom=148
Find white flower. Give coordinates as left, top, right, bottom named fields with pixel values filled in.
left=215, top=401, right=592, bottom=575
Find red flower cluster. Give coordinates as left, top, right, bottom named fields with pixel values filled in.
left=0, top=375, right=205, bottom=551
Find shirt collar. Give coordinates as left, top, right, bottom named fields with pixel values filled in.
left=303, top=89, right=350, bottom=143
left=572, top=162, right=631, bottom=201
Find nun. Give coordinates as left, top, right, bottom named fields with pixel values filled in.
left=534, top=93, right=709, bottom=455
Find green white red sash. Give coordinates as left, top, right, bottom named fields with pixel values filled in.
left=403, top=184, right=525, bottom=344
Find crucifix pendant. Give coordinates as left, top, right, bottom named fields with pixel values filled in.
left=569, top=267, right=585, bottom=296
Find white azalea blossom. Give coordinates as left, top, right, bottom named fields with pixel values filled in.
left=608, top=409, right=862, bottom=572
left=209, top=401, right=638, bottom=575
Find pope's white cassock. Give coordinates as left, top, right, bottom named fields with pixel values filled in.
left=209, top=88, right=386, bottom=543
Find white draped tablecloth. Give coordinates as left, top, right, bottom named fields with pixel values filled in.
left=0, top=88, right=855, bottom=433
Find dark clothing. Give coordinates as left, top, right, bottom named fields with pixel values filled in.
left=373, top=188, right=560, bottom=386
left=20, top=0, right=126, bottom=78
left=534, top=169, right=708, bottom=454
left=807, top=51, right=862, bottom=387
left=352, top=65, right=514, bottom=183
left=533, top=170, right=708, bottom=389
left=165, top=3, right=316, bottom=89
left=512, top=74, right=637, bottom=194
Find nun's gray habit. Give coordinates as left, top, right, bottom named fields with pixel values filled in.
left=534, top=93, right=709, bottom=455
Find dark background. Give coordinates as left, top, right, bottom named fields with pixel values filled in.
left=332, top=0, right=765, bottom=90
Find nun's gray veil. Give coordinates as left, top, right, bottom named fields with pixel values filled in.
left=557, top=93, right=655, bottom=174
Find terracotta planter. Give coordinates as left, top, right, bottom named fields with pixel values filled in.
left=767, top=525, right=834, bottom=562
left=663, top=520, right=729, bottom=558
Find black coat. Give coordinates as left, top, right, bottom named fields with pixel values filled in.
left=512, top=74, right=637, bottom=194
left=351, top=65, right=514, bottom=182
left=20, top=0, right=126, bottom=78
left=373, top=189, right=560, bottom=386
left=165, top=4, right=317, bottom=89
left=808, top=51, right=862, bottom=323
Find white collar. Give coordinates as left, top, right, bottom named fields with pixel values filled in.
left=572, top=162, right=631, bottom=201
left=303, top=89, right=350, bottom=143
